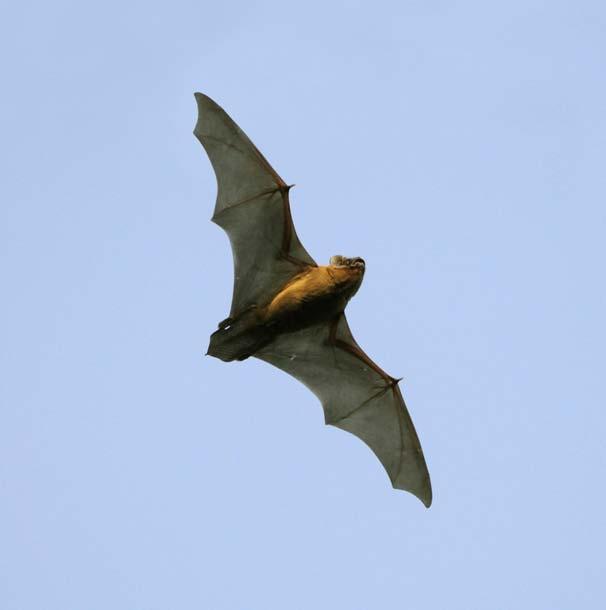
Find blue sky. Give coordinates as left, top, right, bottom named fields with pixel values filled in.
left=1, top=1, right=605, bottom=608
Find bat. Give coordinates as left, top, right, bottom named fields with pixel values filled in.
left=193, top=93, right=432, bottom=507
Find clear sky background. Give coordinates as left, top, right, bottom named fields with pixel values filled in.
left=1, top=1, right=605, bottom=608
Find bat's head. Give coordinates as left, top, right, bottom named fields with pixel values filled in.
left=329, top=255, right=366, bottom=270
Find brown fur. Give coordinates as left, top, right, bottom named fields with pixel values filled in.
left=208, top=263, right=364, bottom=361
left=259, top=265, right=364, bottom=333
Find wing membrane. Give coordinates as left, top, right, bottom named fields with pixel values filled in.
left=255, top=315, right=432, bottom=507
left=194, top=93, right=315, bottom=315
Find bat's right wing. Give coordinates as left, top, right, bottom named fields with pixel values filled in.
left=255, top=315, right=432, bottom=507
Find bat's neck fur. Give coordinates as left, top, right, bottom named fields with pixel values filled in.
left=208, top=262, right=365, bottom=362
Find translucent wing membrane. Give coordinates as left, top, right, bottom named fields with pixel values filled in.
left=256, top=315, right=432, bottom=507
left=194, top=93, right=315, bottom=315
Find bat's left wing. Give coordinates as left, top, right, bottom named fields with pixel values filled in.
left=256, top=314, right=432, bottom=507
left=193, top=93, right=316, bottom=318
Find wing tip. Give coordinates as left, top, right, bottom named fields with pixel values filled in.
left=393, top=476, right=433, bottom=508
left=193, top=92, right=222, bottom=137
left=194, top=91, right=224, bottom=113
left=420, top=486, right=433, bottom=508
left=193, top=91, right=211, bottom=104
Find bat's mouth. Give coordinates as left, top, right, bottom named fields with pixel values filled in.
left=330, top=255, right=365, bottom=269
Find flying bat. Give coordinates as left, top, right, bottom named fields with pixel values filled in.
left=194, top=93, right=432, bottom=507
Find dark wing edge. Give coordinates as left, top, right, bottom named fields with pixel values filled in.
left=255, top=315, right=433, bottom=507
left=193, top=92, right=316, bottom=316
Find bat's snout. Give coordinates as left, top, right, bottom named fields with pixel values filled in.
left=329, top=255, right=365, bottom=268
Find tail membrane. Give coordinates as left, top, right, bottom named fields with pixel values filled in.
left=207, top=312, right=273, bottom=361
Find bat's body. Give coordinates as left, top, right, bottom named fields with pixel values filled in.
left=209, top=259, right=365, bottom=361
left=194, top=93, right=433, bottom=506
left=263, top=261, right=365, bottom=331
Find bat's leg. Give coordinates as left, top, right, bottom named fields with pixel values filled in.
left=327, top=315, right=400, bottom=387
left=217, top=304, right=258, bottom=330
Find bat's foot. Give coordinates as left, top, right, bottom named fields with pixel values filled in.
left=218, top=305, right=259, bottom=330
left=218, top=316, right=233, bottom=330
